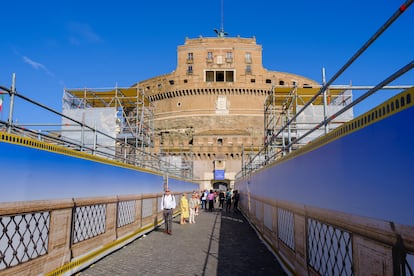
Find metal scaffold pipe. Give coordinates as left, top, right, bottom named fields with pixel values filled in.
left=271, top=0, right=413, bottom=145
left=289, top=61, right=414, bottom=148
left=7, top=73, right=16, bottom=133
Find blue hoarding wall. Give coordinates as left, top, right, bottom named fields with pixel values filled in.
left=168, top=177, right=200, bottom=193
left=236, top=106, right=414, bottom=227
left=0, top=142, right=198, bottom=202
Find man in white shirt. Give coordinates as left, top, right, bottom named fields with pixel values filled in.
left=160, top=189, right=176, bottom=235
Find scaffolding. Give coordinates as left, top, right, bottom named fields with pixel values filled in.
left=263, top=85, right=353, bottom=163
left=63, top=86, right=155, bottom=165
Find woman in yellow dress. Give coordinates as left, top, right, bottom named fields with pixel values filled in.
left=180, top=193, right=189, bottom=224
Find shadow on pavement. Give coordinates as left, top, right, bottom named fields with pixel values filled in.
left=216, top=209, right=287, bottom=275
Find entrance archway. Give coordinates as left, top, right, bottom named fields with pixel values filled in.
left=212, top=180, right=230, bottom=191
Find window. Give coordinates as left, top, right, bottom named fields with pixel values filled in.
left=266, top=79, right=272, bottom=84
left=207, top=52, right=213, bottom=62
left=245, top=52, right=252, bottom=63
left=187, top=52, right=193, bottom=60
left=216, top=71, right=225, bottom=82
left=226, top=71, right=234, bottom=82
left=251, top=79, right=256, bottom=83
left=205, top=70, right=234, bottom=82
left=226, top=52, right=233, bottom=62
left=246, top=65, right=252, bottom=74
left=187, top=65, right=193, bottom=74
left=217, top=55, right=223, bottom=64
left=279, top=80, right=285, bottom=85
left=206, top=71, right=214, bottom=82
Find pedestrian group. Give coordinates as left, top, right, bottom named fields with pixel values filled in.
left=161, top=188, right=240, bottom=235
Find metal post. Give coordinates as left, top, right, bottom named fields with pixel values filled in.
left=7, top=73, right=16, bottom=133
left=281, top=114, right=286, bottom=156
left=93, top=122, right=97, bottom=155
left=124, top=136, right=127, bottom=162
left=287, top=109, right=292, bottom=153
left=80, top=112, right=85, bottom=151
left=322, top=67, right=329, bottom=134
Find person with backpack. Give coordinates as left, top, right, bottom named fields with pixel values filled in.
left=219, top=190, right=225, bottom=209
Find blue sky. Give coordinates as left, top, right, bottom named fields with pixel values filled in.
left=0, top=0, right=413, bottom=125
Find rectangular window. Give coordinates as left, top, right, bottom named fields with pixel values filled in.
left=187, top=65, right=193, bottom=74
left=216, top=71, right=225, bottom=82
left=226, top=52, right=233, bottom=63
left=246, top=65, right=252, bottom=74
left=187, top=52, right=194, bottom=64
left=206, top=71, right=214, bottom=82
left=226, top=71, right=234, bottom=82
left=207, top=52, right=213, bottom=62
left=245, top=52, right=252, bottom=63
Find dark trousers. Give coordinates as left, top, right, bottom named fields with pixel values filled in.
left=219, top=199, right=224, bottom=208
left=226, top=200, right=231, bottom=211
left=163, top=209, right=173, bottom=232
left=233, top=200, right=239, bottom=211
left=208, top=200, right=214, bottom=211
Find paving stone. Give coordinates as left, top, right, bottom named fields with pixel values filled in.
left=79, top=207, right=286, bottom=276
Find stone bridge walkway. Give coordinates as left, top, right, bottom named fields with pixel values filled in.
left=78, top=207, right=287, bottom=276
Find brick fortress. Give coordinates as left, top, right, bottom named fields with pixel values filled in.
left=136, top=34, right=319, bottom=190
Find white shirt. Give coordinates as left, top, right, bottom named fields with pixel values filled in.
left=161, top=194, right=176, bottom=210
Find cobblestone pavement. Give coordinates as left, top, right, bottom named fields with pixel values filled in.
left=78, top=207, right=287, bottom=276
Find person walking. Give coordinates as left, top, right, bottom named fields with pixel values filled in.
left=225, top=190, right=232, bottom=212
left=195, top=192, right=200, bottom=215
left=201, top=190, right=207, bottom=209
left=188, top=193, right=198, bottom=224
left=208, top=189, right=215, bottom=212
left=160, top=189, right=176, bottom=235
left=218, top=190, right=225, bottom=209
left=180, top=193, right=189, bottom=224
left=233, top=190, right=240, bottom=211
